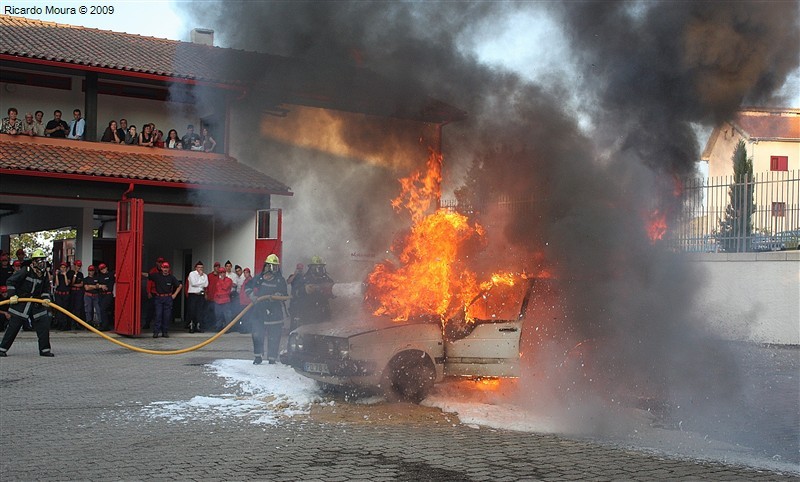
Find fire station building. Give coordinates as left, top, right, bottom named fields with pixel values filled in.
left=0, top=15, right=463, bottom=334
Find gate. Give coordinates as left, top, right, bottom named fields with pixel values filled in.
left=114, top=197, right=144, bottom=335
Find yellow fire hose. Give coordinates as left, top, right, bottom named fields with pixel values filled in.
left=0, top=295, right=290, bottom=355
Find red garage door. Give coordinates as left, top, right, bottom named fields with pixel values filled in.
left=114, top=198, right=143, bottom=335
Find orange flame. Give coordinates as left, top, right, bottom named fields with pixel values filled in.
left=646, top=210, right=668, bottom=242
left=366, top=150, right=520, bottom=324
left=391, top=149, right=442, bottom=223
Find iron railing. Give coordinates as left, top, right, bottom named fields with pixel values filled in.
left=440, top=170, right=800, bottom=254
left=674, top=170, right=799, bottom=253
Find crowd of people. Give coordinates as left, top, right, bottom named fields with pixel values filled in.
left=0, top=247, right=336, bottom=362
left=1, top=107, right=217, bottom=153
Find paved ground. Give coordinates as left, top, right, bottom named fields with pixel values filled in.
left=0, top=330, right=797, bottom=481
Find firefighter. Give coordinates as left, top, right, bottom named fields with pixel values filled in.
left=68, top=260, right=85, bottom=330
left=0, top=248, right=56, bottom=357
left=287, top=263, right=305, bottom=331
left=302, top=255, right=335, bottom=325
left=95, top=263, right=115, bottom=331
left=246, top=254, right=287, bottom=365
left=145, top=261, right=183, bottom=338
left=53, top=262, right=71, bottom=330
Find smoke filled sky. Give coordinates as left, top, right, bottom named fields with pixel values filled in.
left=19, top=1, right=800, bottom=113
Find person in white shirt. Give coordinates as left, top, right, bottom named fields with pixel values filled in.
left=186, top=261, right=208, bottom=333
left=66, top=109, right=85, bottom=140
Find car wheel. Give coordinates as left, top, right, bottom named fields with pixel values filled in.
left=385, top=352, right=435, bottom=403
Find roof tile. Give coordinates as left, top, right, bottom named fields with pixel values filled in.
left=0, top=136, right=291, bottom=195
left=734, top=110, right=800, bottom=140
left=0, top=14, right=265, bottom=84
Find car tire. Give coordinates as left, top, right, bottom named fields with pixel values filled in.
left=385, top=351, right=435, bottom=403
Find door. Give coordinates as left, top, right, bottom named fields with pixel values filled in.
left=442, top=277, right=535, bottom=378
left=443, top=321, right=522, bottom=377
left=254, top=208, right=282, bottom=269
left=114, top=198, right=143, bottom=335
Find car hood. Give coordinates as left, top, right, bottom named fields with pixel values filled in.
left=292, top=316, right=437, bottom=339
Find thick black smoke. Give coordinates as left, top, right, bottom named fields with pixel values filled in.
left=189, top=0, right=799, bottom=444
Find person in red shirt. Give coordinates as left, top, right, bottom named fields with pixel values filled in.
left=212, top=266, right=233, bottom=332
left=205, top=261, right=220, bottom=329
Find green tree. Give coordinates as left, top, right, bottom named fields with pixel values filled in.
left=718, top=140, right=754, bottom=252
left=10, top=228, right=77, bottom=261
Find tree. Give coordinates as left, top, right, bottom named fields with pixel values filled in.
left=718, top=140, right=754, bottom=252
left=10, top=228, right=77, bottom=261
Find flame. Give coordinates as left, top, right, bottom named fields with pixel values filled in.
left=391, top=149, right=443, bottom=223
left=366, top=209, right=482, bottom=321
left=646, top=209, right=668, bottom=242
left=471, top=378, right=502, bottom=391
left=366, top=150, right=521, bottom=324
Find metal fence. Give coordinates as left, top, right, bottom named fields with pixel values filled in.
left=440, top=170, right=800, bottom=254
left=674, top=170, right=799, bottom=253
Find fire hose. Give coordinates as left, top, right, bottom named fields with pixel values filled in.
left=0, top=295, right=290, bottom=355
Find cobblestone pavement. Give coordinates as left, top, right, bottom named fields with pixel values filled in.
left=0, top=331, right=796, bottom=481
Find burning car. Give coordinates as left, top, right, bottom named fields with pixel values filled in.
left=280, top=277, right=535, bottom=402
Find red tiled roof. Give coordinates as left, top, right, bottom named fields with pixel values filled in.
left=0, top=15, right=267, bottom=84
left=0, top=135, right=291, bottom=195
left=734, top=111, right=800, bottom=140
left=0, top=15, right=467, bottom=123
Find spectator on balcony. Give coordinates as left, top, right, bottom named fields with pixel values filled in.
left=138, top=123, right=155, bottom=147
left=165, top=129, right=182, bottom=149
left=1, top=107, right=23, bottom=135
left=189, top=137, right=204, bottom=151
left=118, top=118, right=129, bottom=139
left=201, top=127, right=217, bottom=153
left=66, top=109, right=85, bottom=140
left=33, top=111, right=45, bottom=136
left=19, top=112, right=37, bottom=136
left=181, top=124, right=200, bottom=150
left=100, top=120, right=124, bottom=143
left=45, top=110, right=69, bottom=138
left=125, top=125, right=139, bottom=145
left=153, top=128, right=165, bottom=148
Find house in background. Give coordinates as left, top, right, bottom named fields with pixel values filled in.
left=0, top=15, right=464, bottom=334
left=700, top=107, right=799, bottom=236
left=703, top=108, right=799, bottom=177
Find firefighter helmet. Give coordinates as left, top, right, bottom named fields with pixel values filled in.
left=310, top=255, right=324, bottom=265
left=30, top=248, right=47, bottom=259
left=265, top=254, right=280, bottom=265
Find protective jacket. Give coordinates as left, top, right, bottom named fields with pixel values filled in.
left=6, top=265, right=52, bottom=320
left=245, top=272, right=287, bottom=323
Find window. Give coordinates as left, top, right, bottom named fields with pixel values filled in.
left=772, top=202, right=786, bottom=217
left=256, top=209, right=280, bottom=239
left=770, top=156, right=788, bottom=171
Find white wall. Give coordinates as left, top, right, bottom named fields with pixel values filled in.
left=691, top=251, right=800, bottom=345
left=1, top=77, right=83, bottom=123
left=212, top=209, right=257, bottom=271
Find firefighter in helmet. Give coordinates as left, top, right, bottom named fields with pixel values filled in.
left=0, top=248, right=56, bottom=357
left=245, top=254, right=288, bottom=365
left=302, top=255, right=335, bottom=325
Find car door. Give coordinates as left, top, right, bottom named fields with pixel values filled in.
left=443, top=320, right=522, bottom=377
left=442, top=277, right=534, bottom=377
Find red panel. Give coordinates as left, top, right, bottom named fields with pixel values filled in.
left=114, top=198, right=144, bottom=335
left=770, top=156, right=788, bottom=171
left=254, top=209, right=282, bottom=270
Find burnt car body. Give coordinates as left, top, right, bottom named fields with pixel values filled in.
left=281, top=278, right=535, bottom=401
